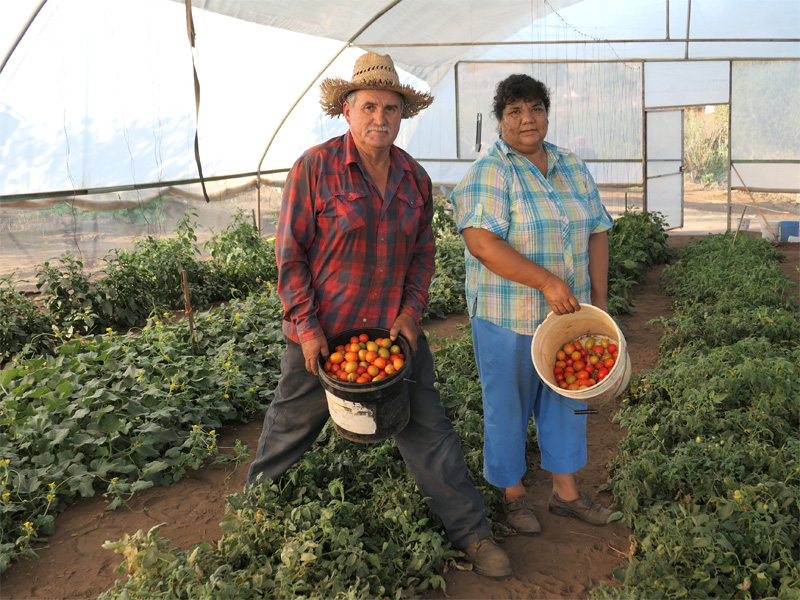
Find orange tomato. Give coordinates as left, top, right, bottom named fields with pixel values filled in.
left=556, top=350, right=566, bottom=361
left=563, top=343, right=575, bottom=355
left=373, top=356, right=388, bottom=370
left=344, top=351, right=359, bottom=363
left=344, top=361, right=359, bottom=374
left=367, top=365, right=380, bottom=377
left=329, top=352, right=344, bottom=365
left=392, top=358, right=404, bottom=370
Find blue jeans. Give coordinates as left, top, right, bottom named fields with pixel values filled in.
left=246, top=334, right=492, bottom=549
left=471, top=317, right=588, bottom=488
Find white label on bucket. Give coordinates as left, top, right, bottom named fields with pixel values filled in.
left=324, top=390, right=378, bottom=435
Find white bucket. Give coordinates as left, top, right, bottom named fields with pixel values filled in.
left=531, top=304, right=632, bottom=405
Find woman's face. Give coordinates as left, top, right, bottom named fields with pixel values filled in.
left=498, top=98, right=548, bottom=157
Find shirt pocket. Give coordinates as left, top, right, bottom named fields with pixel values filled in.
left=397, top=194, right=422, bottom=237
left=320, top=188, right=367, bottom=233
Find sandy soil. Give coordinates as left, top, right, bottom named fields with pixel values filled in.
left=1, top=237, right=798, bottom=600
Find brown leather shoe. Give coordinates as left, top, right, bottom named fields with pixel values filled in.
left=548, top=490, right=613, bottom=526
left=461, top=537, right=512, bottom=577
left=503, top=495, right=541, bottom=535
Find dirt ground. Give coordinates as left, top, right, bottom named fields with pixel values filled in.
left=1, top=236, right=798, bottom=600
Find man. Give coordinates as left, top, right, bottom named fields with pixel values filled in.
left=245, top=53, right=511, bottom=578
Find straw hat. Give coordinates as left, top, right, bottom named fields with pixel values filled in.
left=320, top=52, right=433, bottom=119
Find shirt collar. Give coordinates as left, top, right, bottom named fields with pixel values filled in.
left=343, top=130, right=413, bottom=175
left=497, top=138, right=564, bottom=174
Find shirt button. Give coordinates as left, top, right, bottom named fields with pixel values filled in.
left=362, top=318, right=367, bottom=323
left=380, top=237, right=385, bottom=242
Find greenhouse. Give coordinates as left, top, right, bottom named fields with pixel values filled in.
left=2, top=0, right=798, bottom=284
left=1, top=1, right=798, bottom=599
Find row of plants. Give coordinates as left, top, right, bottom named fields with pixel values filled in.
left=0, top=207, right=672, bottom=592
left=595, top=233, right=799, bottom=599
left=0, top=210, right=277, bottom=365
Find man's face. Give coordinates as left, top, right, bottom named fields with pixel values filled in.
left=343, top=89, right=403, bottom=153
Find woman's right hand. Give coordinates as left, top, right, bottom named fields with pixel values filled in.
left=541, top=273, right=580, bottom=315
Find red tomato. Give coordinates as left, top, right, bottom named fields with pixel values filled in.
left=579, top=348, right=588, bottom=358
left=555, top=373, right=565, bottom=382
left=572, top=340, right=582, bottom=350
left=358, top=333, right=370, bottom=343
left=573, top=360, right=585, bottom=371
left=350, top=336, right=360, bottom=345
left=553, top=366, right=563, bottom=375
left=607, top=344, right=618, bottom=355
left=604, top=357, right=615, bottom=369
left=575, top=370, right=589, bottom=381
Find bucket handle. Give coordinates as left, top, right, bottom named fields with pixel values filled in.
left=543, top=385, right=599, bottom=415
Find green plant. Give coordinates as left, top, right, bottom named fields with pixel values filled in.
left=596, top=233, right=800, bottom=599
left=205, top=210, right=278, bottom=296
left=0, top=277, right=55, bottom=363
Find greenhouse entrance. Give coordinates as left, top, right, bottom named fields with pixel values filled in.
left=646, top=108, right=685, bottom=229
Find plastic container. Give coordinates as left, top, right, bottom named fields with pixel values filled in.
left=762, top=220, right=781, bottom=241
left=779, top=221, right=799, bottom=242
left=531, top=304, right=632, bottom=405
left=318, top=327, right=411, bottom=443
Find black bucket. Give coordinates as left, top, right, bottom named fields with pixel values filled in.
left=318, top=327, right=412, bottom=443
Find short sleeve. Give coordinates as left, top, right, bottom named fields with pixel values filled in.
left=451, top=153, right=511, bottom=240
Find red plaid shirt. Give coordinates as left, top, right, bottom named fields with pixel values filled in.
left=276, top=131, right=435, bottom=344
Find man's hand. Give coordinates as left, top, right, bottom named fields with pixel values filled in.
left=301, top=335, right=329, bottom=376
left=541, top=273, right=581, bottom=315
left=389, top=313, right=418, bottom=355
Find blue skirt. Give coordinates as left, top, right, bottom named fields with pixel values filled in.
left=471, top=317, right=588, bottom=488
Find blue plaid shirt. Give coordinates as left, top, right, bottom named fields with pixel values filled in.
left=451, top=139, right=613, bottom=335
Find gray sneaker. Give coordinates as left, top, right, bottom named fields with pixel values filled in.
left=503, top=494, right=541, bottom=535
left=548, top=491, right=613, bottom=526
left=461, top=536, right=512, bottom=578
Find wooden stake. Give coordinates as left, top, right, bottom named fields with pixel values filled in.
left=181, top=269, right=197, bottom=354
left=731, top=163, right=776, bottom=239
left=732, top=206, right=747, bottom=246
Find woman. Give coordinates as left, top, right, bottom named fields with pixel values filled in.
left=450, top=73, right=614, bottom=534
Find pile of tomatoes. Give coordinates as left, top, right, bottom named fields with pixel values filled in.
left=552, top=335, right=619, bottom=391
left=323, top=333, right=406, bottom=384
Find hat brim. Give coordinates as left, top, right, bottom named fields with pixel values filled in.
left=319, top=77, right=433, bottom=119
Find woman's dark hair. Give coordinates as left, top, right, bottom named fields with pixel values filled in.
left=492, top=74, right=551, bottom=120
